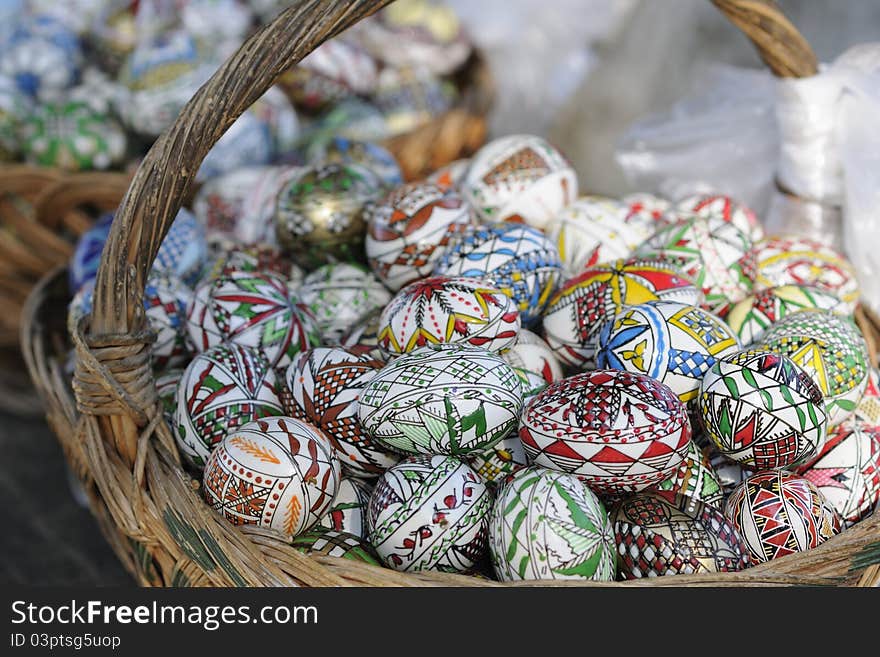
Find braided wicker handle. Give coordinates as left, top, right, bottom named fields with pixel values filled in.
left=88, top=0, right=817, bottom=464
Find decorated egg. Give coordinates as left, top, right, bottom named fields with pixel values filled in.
left=854, top=367, right=880, bottom=426
left=228, top=165, right=303, bottom=246
left=434, top=223, right=563, bottom=325
left=151, top=208, right=209, bottom=287
left=307, top=97, right=390, bottom=147
left=511, top=367, right=549, bottom=404
left=298, top=263, right=391, bottom=343
left=274, top=163, right=383, bottom=269
left=427, top=158, right=470, bottom=192
left=175, top=344, right=284, bottom=467
left=372, top=65, right=457, bottom=137
left=722, top=285, right=850, bottom=345
left=543, top=259, right=704, bottom=370
left=308, top=137, right=402, bottom=189
left=613, top=490, right=749, bottom=578
left=520, top=370, right=690, bottom=493
left=0, top=14, right=81, bottom=100
left=187, top=269, right=319, bottom=369
left=319, top=476, right=373, bottom=538
left=635, top=215, right=755, bottom=312
left=489, top=466, right=616, bottom=582
left=19, top=100, right=126, bottom=170
left=200, top=243, right=294, bottom=284
left=500, top=329, right=562, bottom=384
left=620, top=192, right=673, bottom=235
left=596, top=300, right=741, bottom=404
left=67, top=66, right=128, bottom=115
left=673, top=194, right=764, bottom=242
left=283, top=347, right=400, bottom=478
left=750, top=236, right=860, bottom=314
left=699, top=349, right=827, bottom=470
left=364, top=181, right=474, bottom=291
left=654, top=440, right=725, bottom=508
left=198, top=109, right=274, bottom=181
left=367, top=454, right=492, bottom=573
left=203, top=416, right=340, bottom=536
left=376, top=276, right=520, bottom=356
left=467, top=433, right=529, bottom=485
left=359, top=343, right=522, bottom=456
left=461, top=134, right=578, bottom=229
left=251, top=85, right=301, bottom=155
left=760, top=310, right=869, bottom=427
left=143, top=273, right=193, bottom=371
left=356, top=0, right=472, bottom=75
left=291, top=528, right=380, bottom=564
left=545, top=196, right=639, bottom=275
left=796, top=420, right=880, bottom=527
left=69, top=211, right=114, bottom=294
left=280, top=38, right=378, bottom=111
left=724, top=470, right=841, bottom=563
left=340, top=307, right=385, bottom=361
left=194, top=167, right=272, bottom=239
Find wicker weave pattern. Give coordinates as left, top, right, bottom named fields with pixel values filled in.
left=20, top=0, right=880, bottom=586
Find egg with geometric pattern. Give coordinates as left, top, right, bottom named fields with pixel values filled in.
left=542, top=259, right=703, bottom=370
left=143, top=273, right=194, bottom=372
left=759, top=310, right=869, bottom=427
left=461, top=134, right=577, bottom=230
left=318, top=476, right=373, bottom=539
left=367, top=455, right=492, bottom=573
left=519, top=369, right=691, bottom=494
left=653, top=440, right=725, bottom=509
left=174, top=343, right=284, bottom=467
left=203, top=416, right=340, bottom=536
left=283, top=346, right=400, bottom=479
left=499, top=328, right=562, bottom=384
left=612, top=489, right=750, bottom=579
left=489, top=466, right=616, bottom=582
left=595, top=300, right=742, bottom=405
left=672, top=193, right=764, bottom=242
left=724, top=470, right=841, bottom=563
left=699, top=349, right=828, bottom=471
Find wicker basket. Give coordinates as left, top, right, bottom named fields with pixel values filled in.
left=21, top=0, right=880, bottom=587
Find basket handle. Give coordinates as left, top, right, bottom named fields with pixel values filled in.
left=86, top=0, right=816, bottom=466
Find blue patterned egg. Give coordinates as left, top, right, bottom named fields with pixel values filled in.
left=143, top=274, right=194, bottom=372
left=0, top=14, right=81, bottom=100
left=359, top=343, right=523, bottom=456
left=433, top=222, right=563, bottom=326
left=596, top=300, right=742, bottom=404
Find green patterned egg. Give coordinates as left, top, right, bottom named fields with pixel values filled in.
left=19, top=100, right=126, bottom=170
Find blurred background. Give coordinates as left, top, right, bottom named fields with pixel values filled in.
left=2, top=0, right=878, bottom=585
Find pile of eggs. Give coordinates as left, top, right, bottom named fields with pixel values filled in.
left=57, top=22, right=877, bottom=584
left=0, top=0, right=474, bottom=176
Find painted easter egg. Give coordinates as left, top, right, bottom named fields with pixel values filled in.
left=427, top=158, right=470, bottom=192
left=751, top=236, right=860, bottom=313
left=175, top=344, right=284, bottom=467
left=367, top=454, right=492, bottom=572
left=722, top=285, right=849, bottom=345
left=613, top=490, right=749, bottom=578
left=283, top=347, right=401, bottom=478
left=359, top=343, right=523, bottom=456
left=357, top=0, right=472, bottom=75
left=340, top=307, right=385, bottom=362
left=620, top=192, right=673, bottom=235
left=542, top=259, right=703, bottom=370
left=203, top=416, right=340, bottom=536
left=0, top=14, right=81, bottom=100
left=187, top=270, right=319, bottom=369
left=595, top=300, right=741, bottom=404
left=673, top=194, right=764, bottom=242
left=724, top=470, right=841, bottom=563
left=654, top=440, right=725, bottom=509
left=467, top=433, right=529, bottom=485
left=511, top=367, right=549, bottom=404
left=67, top=66, right=127, bottom=115
left=151, top=208, right=209, bottom=287
left=373, top=65, right=457, bottom=137
left=194, top=167, right=272, bottom=239
left=364, top=181, right=474, bottom=291
left=376, top=276, right=520, bottom=356
left=760, top=310, right=869, bottom=427
left=545, top=196, right=640, bottom=276
left=20, top=99, right=126, bottom=170
left=796, top=420, right=880, bottom=527
left=274, top=163, right=383, bottom=269
left=298, top=263, right=391, bottom=343
left=699, top=349, right=827, bottom=470
left=144, top=273, right=193, bottom=372
left=319, top=476, right=373, bottom=539
left=69, top=211, right=114, bottom=294
left=198, top=109, right=274, bottom=181
left=520, top=369, right=691, bottom=494
left=854, top=367, right=880, bottom=426
left=488, top=466, right=616, bottom=582
left=635, top=215, right=755, bottom=312
left=291, top=528, right=380, bottom=564
left=200, top=243, right=294, bottom=284
left=307, top=97, right=389, bottom=148
left=461, top=134, right=578, bottom=229
left=280, top=38, right=378, bottom=111
left=500, top=329, right=563, bottom=384
left=308, top=137, right=402, bottom=189
left=434, top=222, right=563, bottom=326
